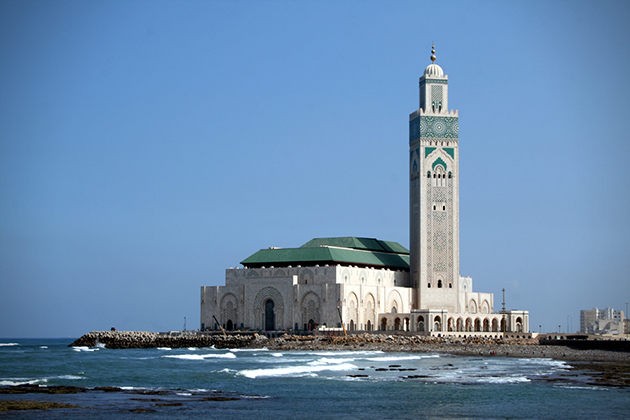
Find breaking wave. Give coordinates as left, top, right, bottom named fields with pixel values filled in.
left=238, top=362, right=357, bottom=379
left=163, top=352, right=237, bottom=360
left=72, top=346, right=99, bottom=352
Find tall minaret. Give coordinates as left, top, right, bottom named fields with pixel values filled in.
left=409, top=46, right=460, bottom=313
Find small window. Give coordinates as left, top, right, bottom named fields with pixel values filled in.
left=438, top=280, right=443, bottom=288
left=442, top=205, right=446, bottom=211
left=427, top=171, right=431, bottom=178
left=449, top=283, right=452, bottom=288
left=433, top=205, right=436, bottom=210
left=428, top=283, right=431, bottom=288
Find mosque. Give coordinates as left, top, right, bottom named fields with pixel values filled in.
left=201, top=47, right=530, bottom=336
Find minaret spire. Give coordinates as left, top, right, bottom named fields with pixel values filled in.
left=430, top=44, right=436, bottom=63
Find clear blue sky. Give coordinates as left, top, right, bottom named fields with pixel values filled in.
left=1, top=0, right=629, bottom=338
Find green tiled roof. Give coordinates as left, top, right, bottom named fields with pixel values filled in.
left=240, top=237, right=410, bottom=270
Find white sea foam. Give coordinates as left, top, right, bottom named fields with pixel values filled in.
left=39, top=346, right=48, bottom=349
left=312, top=350, right=383, bottom=356
left=163, top=352, right=237, bottom=360
left=55, top=375, right=84, bottom=380
left=177, top=392, right=192, bottom=396
left=187, top=347, right=198, bottom=351
left=477, top=375, right=530, bottom=384
left=556, top=385, right=605, bottom=391
left=0, top=378, right=45, bottom=386
left=309, top=357, right=355, bottom=365
left=157, top=347, right=172, bottom=351
left=72, top=346, right=99, bottom=352
left=0, top=343, right=19, bottom=347
left=96, top=342, right=106, bottom=349
left=365, top=355, right=426, bottom=362
left=238, top=362, right=357, bottom=379
left=272, top=353, right=283, bottom=357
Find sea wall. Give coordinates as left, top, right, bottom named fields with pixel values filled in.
left=69, top=331, right=257, bottom=349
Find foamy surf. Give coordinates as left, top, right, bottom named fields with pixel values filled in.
left=72, top=346, right=99, bottom=352
left=238, top=362, right=357, bottom=379
left=309, top=357, right=356, bottom=365
left=0, top=378, right=45, bottom=386
left=163, top=353, right=237, bottom=360
left=365, top=355, right=429, bottom=362
left=0, top=343, right=19, bottom=347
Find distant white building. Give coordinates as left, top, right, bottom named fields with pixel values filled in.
left=580, top=307, right=626, bottom=334
left=201, top=47, right=530, bottom=335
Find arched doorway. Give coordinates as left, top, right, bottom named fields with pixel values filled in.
left=433, top=316, right=441, bottom=332
left=394, top=318, right=401, bottom=330
left=307, top=319, right=316, bottom=331
left=226, top=319, right=233, bottom=331
left=264, top=299, right=275, bottom=331
left=381, top=318, right=387, bottom=331
left=367, top=320, right=372, bottom=331
left=349, top=319, right=355, bottom=331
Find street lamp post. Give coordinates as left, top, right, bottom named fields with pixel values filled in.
left=502, top=288, right=506, bottom=335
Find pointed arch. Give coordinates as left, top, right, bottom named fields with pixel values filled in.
left=387, top=290, right=403, bottom=314
left=364, top=293, right=376, bottom=332
left=301, top=292, right=321, bottom=330
left=346, top=292, right=359, bottom=331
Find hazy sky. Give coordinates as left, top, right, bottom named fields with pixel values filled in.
left=1, top=1, right=629, bottom=338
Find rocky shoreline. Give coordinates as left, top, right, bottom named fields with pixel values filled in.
left=70, top=331, right=629, bottom=363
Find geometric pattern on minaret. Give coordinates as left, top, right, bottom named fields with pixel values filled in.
left=409, top=46, right=460, bottom=313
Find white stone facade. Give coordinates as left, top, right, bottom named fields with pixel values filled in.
left=201, top=265, right=411, bottom=332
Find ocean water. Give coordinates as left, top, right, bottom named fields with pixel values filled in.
left=0, top=338, right=628, bottom=419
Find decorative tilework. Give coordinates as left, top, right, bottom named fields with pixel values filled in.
left=426, top=175, right=454, bottom=282
left=425, top=147, right=436, bottom=158
left=444, top=148, right=455, bottom=159
left=432, top=157, right=447, bottom=171
left=431, top=86, right=443, bottom=111
left=420, top=79, right=448, bottom=85
left=420, top=116, right=459, bottom=139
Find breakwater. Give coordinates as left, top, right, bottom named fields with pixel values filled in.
left=69, top=331, right=257, bottom=349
